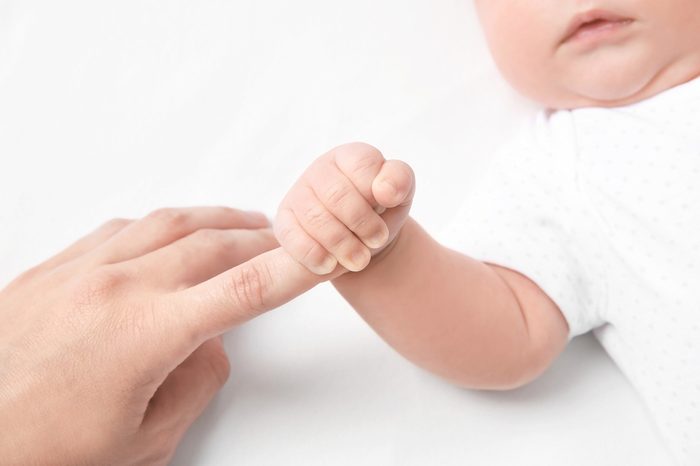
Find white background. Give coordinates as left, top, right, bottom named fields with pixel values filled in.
left=0, top=1, right=671, bottom=464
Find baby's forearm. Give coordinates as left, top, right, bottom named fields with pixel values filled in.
left=332, top=218, right=566, bottom=389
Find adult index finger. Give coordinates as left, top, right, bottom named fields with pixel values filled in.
left=166, top=247, right=345, bottom=352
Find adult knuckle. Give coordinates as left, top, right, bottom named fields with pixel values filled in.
left=73, top=266, right=128, bottom=308
left=101, top=217, right=131, bottom=232
left=146, top=208, right=188, bottom=230
left=229, top=262, right=272, bottom=314
left=114, top=297, right=160, bottom=342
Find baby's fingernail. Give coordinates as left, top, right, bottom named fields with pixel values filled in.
left=312, top=255, right=337, bottom=275
left=346, top=249, right=371, bottom=272
left=366, top=229, right=389, bottom=249
left=380, top=178, right=403, bottom=199
left=379, top=178, right=398, bottom=194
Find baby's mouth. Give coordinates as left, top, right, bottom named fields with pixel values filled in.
left=561, top=9, right=634, bottom=46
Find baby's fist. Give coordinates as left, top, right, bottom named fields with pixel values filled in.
left=275, top=142, right=415, bottom=275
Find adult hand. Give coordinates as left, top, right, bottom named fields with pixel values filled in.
left=0, top=207, right=331, bottom=465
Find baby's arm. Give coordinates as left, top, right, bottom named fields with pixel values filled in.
left=275, top=143, right=569, bottom=389
left=333, top=217, right=569, bottom=389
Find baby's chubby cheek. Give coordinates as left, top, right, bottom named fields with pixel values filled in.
left=497, top=32, right=670, bottom=109
left=475, top=0, right=700, bottom=108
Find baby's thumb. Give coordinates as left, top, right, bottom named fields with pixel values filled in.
left=371, top=160, right=415, bottom=209
left=371, top=160, right=415, bottom=243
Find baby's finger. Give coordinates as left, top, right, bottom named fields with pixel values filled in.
left=371, top=160, right=415, bottom=209
left=291, top=186, right=371, bottom=272
left=274, top=208, right=337, bottom=275
left=308, top=162, right=389, bottom=249
left=332, top=142, right=386, bottom=204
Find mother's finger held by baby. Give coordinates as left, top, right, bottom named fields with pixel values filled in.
left=160, top=247, right=343, bottom=359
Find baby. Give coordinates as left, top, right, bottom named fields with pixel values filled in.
left=274, top=1, right=700, bottom=463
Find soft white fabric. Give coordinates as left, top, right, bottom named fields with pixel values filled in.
left=443, top=77, right=700, bottom=465
left=0, top=1, right=673, bottom=464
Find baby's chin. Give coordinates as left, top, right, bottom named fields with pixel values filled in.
left=549, top=52, right=665, bottom=109
left=555, top=75, right=655, bottom=109
left=543, top=46, right=700, bottom=110
left=520, top=78, right=653, bottom=111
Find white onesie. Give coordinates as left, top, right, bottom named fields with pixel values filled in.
left=443, top=77, right=700, bottom=465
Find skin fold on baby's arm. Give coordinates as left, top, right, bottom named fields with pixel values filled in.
left=275, top=142, right=569, bottom=390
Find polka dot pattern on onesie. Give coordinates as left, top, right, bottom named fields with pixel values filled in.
left=441, top=76, right=700, bottom=465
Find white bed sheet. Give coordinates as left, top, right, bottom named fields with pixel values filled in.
left=0, top=1, right=671, bottom=464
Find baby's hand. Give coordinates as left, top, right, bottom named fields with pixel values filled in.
left=275, top=143, right=415, bottom=275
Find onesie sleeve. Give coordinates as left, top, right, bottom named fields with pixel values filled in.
left=439, top=112, right=607, bottom=338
